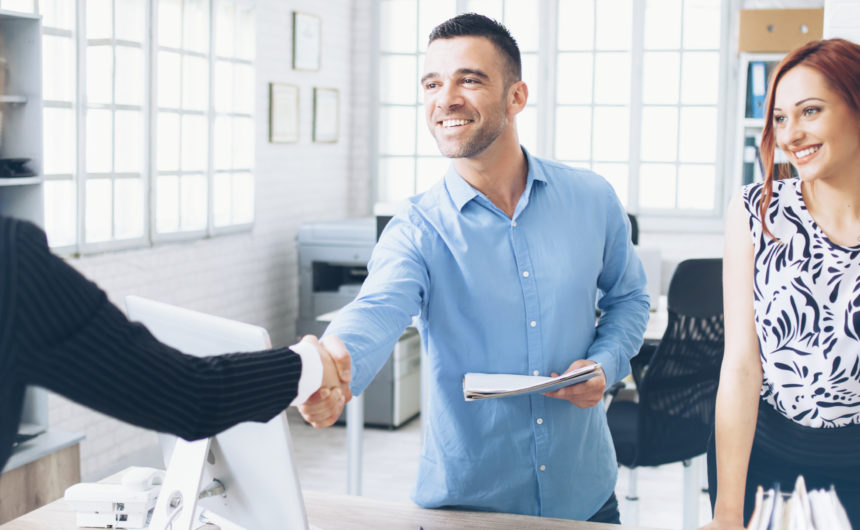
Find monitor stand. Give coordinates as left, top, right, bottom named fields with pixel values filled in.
left=147, top=438, right=215, bottom=530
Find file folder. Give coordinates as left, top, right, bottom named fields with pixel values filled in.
left=749, top=61, right=767, bottom=119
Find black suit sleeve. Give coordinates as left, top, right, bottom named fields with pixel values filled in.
left=12, top=219, right=302, bottom=441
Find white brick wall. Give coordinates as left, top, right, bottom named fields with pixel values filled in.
left=48, top=0, right=374, bottom=480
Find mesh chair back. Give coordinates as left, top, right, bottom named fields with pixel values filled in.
left=634, top=258, right=724, bottom=467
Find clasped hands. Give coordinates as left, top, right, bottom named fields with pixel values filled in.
left=298, top=335, right=353, bottom=428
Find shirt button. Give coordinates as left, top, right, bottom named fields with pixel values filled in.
left=540, top=465, right=546, bottom=471
left=533, top=370, right=539, bottom=376
left=522, top=271, right=530, bottom=277
left=512, top=221, right=517, bottom=227
left=536, top=418, right=543, bottom=425
left=530, top=321, right=537, bottom=327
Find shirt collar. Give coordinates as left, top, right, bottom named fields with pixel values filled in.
left=443, top=147, right=547, bottom=212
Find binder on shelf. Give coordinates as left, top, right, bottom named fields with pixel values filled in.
left=748, top=61, right=767, bottom=119
left=743, top=136, right=758, bottom=185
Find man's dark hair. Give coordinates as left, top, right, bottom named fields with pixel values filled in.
left=428, top=13, right=521, bottom=85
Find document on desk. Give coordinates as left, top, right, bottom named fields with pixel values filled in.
left=463, top=363, right=601, bottom=401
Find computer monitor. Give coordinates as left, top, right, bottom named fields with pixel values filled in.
left=124, top=296, right=309, bottom=530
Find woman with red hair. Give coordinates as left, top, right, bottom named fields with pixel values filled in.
left=703, top=39, right=860, bottom=529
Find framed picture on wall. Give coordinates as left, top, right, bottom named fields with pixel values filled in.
left=313, top=87, right=339, bottom=143
left=292, top=12, right=321, bottom=71
left=269, top=83, right=299, bottom=143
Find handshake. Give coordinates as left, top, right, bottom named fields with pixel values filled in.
left=297, top=335, right=353, bottom=428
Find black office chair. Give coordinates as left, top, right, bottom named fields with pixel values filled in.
left=607, top=258, right=724, bottom=527
left=627, top=213, right=639, bottom=245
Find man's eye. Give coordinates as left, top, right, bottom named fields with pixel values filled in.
left=424, top=82, right=438, bottom=90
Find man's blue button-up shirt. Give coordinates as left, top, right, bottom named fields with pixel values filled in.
left=325, top=149, right=649, bottom=520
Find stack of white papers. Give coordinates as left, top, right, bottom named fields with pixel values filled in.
left=463, top=363, right=601, bottom=401
left=747, top=476, right=851, bottom=530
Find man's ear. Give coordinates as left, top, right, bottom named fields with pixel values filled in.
left=507, top=80, right=528, bottom=116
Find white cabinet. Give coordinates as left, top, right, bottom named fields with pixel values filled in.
left=733, top=52, right=789, bottom=191
left=0, top=10, right=42, bottom=225
left=0, top=11, right=48, bottom=447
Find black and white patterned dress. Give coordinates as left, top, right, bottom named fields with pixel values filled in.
left=744, top=178, right=860, bottom=428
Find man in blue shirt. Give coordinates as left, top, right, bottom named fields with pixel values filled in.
left=302, top=13, right=649, bottom=522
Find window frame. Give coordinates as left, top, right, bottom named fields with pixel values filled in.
left=372, top=0, right=734, bottom=233
left=30, top=0, right=255, bottom=255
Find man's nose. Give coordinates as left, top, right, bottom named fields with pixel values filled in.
left=435, top=83, right=463, bottom=109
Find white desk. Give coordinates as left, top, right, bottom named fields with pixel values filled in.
left=0, top=468, right=663, bottom=529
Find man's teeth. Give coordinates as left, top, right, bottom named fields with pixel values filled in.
left=442, top=119, right=469, bottom=127
left=796, top=146, right=820, bottom=158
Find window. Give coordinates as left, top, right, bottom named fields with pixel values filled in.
left=12, top=0, right=255, bottom=252
left=375, top=0, right=728, bottom=224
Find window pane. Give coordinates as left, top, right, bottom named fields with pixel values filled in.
left=157, top=112, right=181, bottom=171
left=678, top=107, right=717, bottom=162
left=678, top=164, right=715, bottom=210
left=159, top=0, right=182, bottom=48
left=555, top=106, right=592, bottom=160
left=380, top=106, right=417, bottom=155
left=158, top=51, right=182, bottom=108
left=644, top=0, right=681, bottom=50
left=418, top=0, right=455, bottom=52
left=417, top=105, right=439, bottom=156
left=639, top=163, right=676, bottom=209
left=235, top=5, right=255, bottom=60
left=43, top=108, right=75, bottom=174
left=465, top=0, right=502, bottom=23
left=86, top=109, right=112, bottom=173
left=522, top=53, right=538, bottom=104
left=214, top=61, right=233, bottom=112
left=381, top=55, right=418, bottom=104
left=114, top=178, right=144, bottom=239
left=558, top=0, right=594, bottom=51
left=640, top=107, right=678, bottom=162
left=44, top=180, right=77, bottom=246
left=85, top=178, right=112, bottom=242
left=505, top=0, right=539, bottom=52
left=557, top=53, right=593, bottom=105
left=181, top=114, right=207, bottom=170
left=594, top=52, right=630, bottom=104
left=213, top=172, right=230, bottom=226
left=681, top=51, right=719, bottom=105
left=233, top=63, right=254, bottom=114
left=380, top=0, right=417, bottom=53
left=592, top=163, right=629, bottom=208
left=180, top=174, right=207, bottom=230
left=87, top=45, right=113, bottom=105
left=183, top=0, right=210, bottom=53
left=379, top=157, right=415, bottom=202
left=115, top=0, right=145, bottom=43
left=156, top=175, right=180, bottom=233
left=595, top=0, right=632, bottom=50
left=232, top=117, right=254, bottom=169
left=592, top=107, right=629, bottom=161
left=115, top=110, right=142, bottom=173
left=86, top=0, right=112, bottom=39
left=215, top=2, right=235, bottom=58
left=231, top=172, right=254, bottom=224
left=642, top=52, right=679, bottom=104
left=183, top=55, right=209, bottom=111
left=40, top=0, right=75, bottom=30
left=214, top=115, right=231, bottom=169
left=43, top=36, right=75, bottom=102
left=518, top=106, right=538, bottom=155
left=416, top=156, right=449, bottom=193
left=115, top=45, right=144, bottom=106
left=683, top=0, right=721, bottom=49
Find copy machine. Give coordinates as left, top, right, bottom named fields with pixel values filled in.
left=296, top=217, right=420, bottom=428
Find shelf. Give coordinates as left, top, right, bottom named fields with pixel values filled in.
left=0, top=95, right=27, bottom=105
left=0, top=176, right=42, bottom=186
left=743, top=118, right=765, bottom=128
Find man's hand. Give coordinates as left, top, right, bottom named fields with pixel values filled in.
left=543, top=359, right=605, bottom=408
left=298, top=335, right=352, bottom=428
